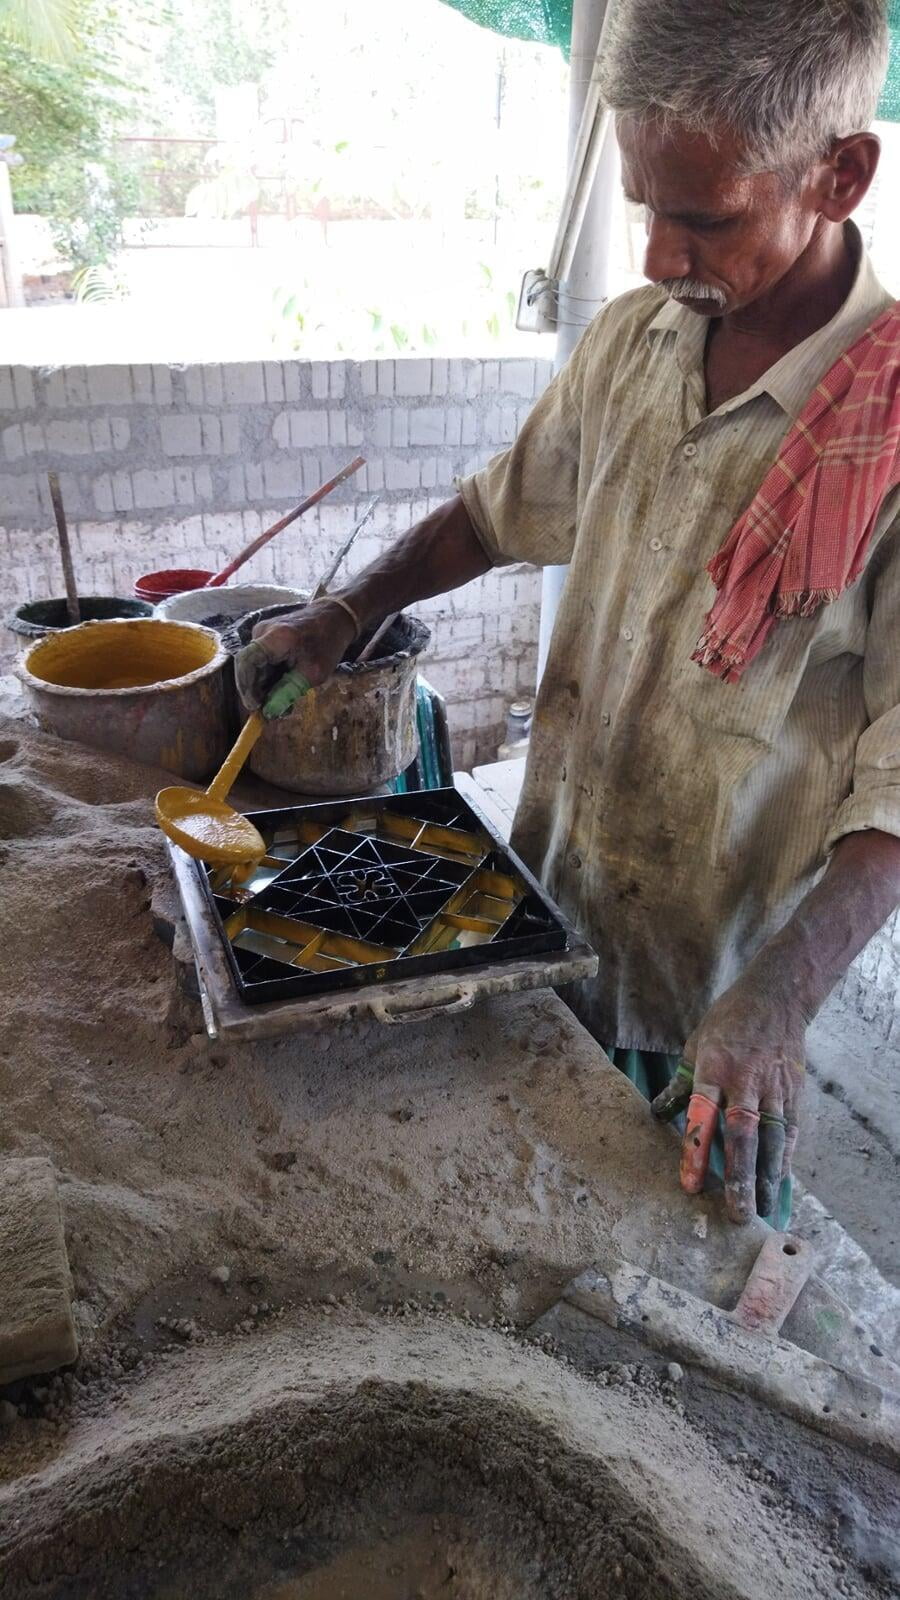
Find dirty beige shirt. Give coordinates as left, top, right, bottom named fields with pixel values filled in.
left=460, top=234, right=900, bottom=1052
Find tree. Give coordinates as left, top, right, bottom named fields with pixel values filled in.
left=0, top=1, right=142, bottom=273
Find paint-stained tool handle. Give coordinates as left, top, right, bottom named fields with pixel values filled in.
left=205, top=455, right=366, bottom=587
left=47, top=471, right=80, bottom=626
left=262, top=667, right=312, bottom=721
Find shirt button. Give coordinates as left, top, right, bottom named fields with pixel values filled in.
left=649, top=537, right=662, bottom=551
left=601, top=711, right=611, bottom=725
left=622, top=627, right=634, bottom=641
left=683, top=442, right=697, bottom=458
left=568, top=850, right=583, bottom=870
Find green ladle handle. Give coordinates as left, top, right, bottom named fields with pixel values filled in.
left=262, top=667, right=312, bottom=721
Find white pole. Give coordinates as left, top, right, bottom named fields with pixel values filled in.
left=0, top=164, right=25, bottom=309
left=537, top=0, right=619, bottom=681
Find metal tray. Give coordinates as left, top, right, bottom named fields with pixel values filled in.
left=168, top=776, right=598, bottom=1039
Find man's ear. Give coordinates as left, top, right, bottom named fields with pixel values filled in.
left=813, top=132, right=881, bottom=224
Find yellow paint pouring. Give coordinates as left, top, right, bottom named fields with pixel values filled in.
left=25, top=617, right=219, bottom=691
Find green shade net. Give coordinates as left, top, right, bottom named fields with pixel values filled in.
left=438, top=0, right=900, bottom=122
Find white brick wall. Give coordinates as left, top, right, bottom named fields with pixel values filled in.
left=0, top=354, right=554, bottom=765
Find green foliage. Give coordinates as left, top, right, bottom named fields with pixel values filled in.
left=0, top=0, right=80, bottom=62
left=0, top=6, right=143, bottom=271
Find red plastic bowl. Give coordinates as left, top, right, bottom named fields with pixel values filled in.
left=133, top=568, right=215, bottom=603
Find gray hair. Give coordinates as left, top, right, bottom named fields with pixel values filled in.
left=600, top=0, right=890, bottom=176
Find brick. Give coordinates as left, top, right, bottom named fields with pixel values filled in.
left=311, top=362, right=329, bottom=400
left=193, top=465, right=213, bottom=500
left=443, top=407, right=463, bottom=448
left=359, top=361, right=377, bottom=397
left=0, top=368, right=13, bottom=411
left=384, top=457, right=420, bottom=490
left=87, top=365, right=133, bottom=406
left=152, top=366, right=174, bottom=406
left=330, top=363, right=346, bottom=400
left=289, top=410, right=328, bottom=448
left=409, top=408, right=445, bottom=446
left=420, top=458, right=437, bottom=488
left=111, top=471, right=134, bottom=512
left=45, top=420, right=92, bottom=455
left=227, top=465, right=246, bottom=501
left=93, top=474, right=115, bottom=515
left=174, top=467, right=195, bottom=506
left=482, top=360, right=500, bottom=392
left=65, top=367, right=89, bottom=405
left=391, top=410, right=409, bottom=448
left=159, top=415, right=201, bottom=456
left=3, top=425, right=23, bottom=462
left=90, top=418, right=111, bottom=453
left=272, top=412, right=291, bottom=448
left=0, top=474, right=40, bottom=518
left=284, top=363, right=302, bottom=402
left=245, top=463, right=264, bottom=499
left=111, top=418, right=130, bottom=450
left=500, top=359, right=536, bottom=398
left=184, top=368, right=205, bottom=406
left=346, top=413, right=364, bottom=447
left=203, top=365, right=224, bottom=406
left=23, top=423, right=44, bottom=455
left=132, top=468, right=175, bottom=509
left=199, top=414, right=222, bottom=454
left=263, top=362, right=285, bottom=403
left=367, top=410, right=391, bottom=449
left=364, top=459, right=384, bottom=492
left=131, top=366, right=153, bottom=403
left=395, top=359, right=431, bottom=397
left=484, top=406, right=517, bottom=445
left=328, top=410, right=347, bottom=446
left=461, top=409, right=478, bottom=446
left=223, top=363, right=265, bottom=404
left=221, top=415, right=241, bottom=454
left=430, top=358, right=448, bottom=393
left=300, top=456, right=323, bottom=494
left=242, top=509, right=262, bottom=536
left=264, top=458, right=303, bottom=499
left=202, top=511, right=245, bottom=543
left=376, top=361, right=394, bottom=396
left=42, top=370, right=68, bottom=407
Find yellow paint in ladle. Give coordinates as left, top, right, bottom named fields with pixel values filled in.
left=155, top=663, right=311, bottom=865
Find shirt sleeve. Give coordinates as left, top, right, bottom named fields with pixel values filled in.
left=457, top=318, right=598, bottom=568
left=826, top=503, right=900, bottom=849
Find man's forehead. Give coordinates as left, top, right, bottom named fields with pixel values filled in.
left=618, top=114, right=751, bottom=209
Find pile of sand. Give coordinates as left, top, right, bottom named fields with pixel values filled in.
left=0, top=706, right=898, bottom=1598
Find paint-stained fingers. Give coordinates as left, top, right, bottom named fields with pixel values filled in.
left=651, top=1060, right=695, bottom=1123
left=723, top=1105, right=761, bottom=1224
left=756, top=1110, right=786, bottom=1221
left=679, top=1083, right=721, bottom=1195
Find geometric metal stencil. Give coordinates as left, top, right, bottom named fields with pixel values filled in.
left=200, top=787, right=568, bottom=1005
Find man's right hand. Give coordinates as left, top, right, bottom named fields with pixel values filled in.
left=235, top=599, right=358, bottom=710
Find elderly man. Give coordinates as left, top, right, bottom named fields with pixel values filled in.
left=241, top=0, right=900, bottom=1228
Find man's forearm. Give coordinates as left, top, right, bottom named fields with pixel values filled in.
left=336, top=494, right=492, bottom=633
left=748, top=829, right=900, bottom=1021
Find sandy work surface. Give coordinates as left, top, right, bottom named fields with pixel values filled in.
left=1, top=709, right=899, bottom=1597
left=2, top=1310, right=898, bottom=1600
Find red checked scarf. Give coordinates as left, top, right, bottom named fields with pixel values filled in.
left=693, top=300, right=900, bottom=683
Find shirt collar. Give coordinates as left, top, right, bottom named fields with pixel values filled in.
left=645, top=223, right=895, bottom=420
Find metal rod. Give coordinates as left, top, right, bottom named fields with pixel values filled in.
left=357, top=611, right=399, bottom=663
left=205, top=454, right=366, bottom=588
left=47, top=472, right=80, bottom=625
left=312, top=494, right=380, bottom=599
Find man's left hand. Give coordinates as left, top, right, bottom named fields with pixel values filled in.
left=651, top=967, right=805, bottom=1224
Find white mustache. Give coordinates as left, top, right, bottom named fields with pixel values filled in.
left=658, top=278, right=728, bottom=308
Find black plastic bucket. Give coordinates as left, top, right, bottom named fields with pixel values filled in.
left=6, top=595, right=154, bottom=644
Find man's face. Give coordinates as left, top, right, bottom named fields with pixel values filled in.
left=617, top=115, right=822, bottom=316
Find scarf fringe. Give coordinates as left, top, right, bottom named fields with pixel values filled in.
left=773, top=587, right=841, bottom=619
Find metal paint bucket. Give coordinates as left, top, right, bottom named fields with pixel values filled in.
left=155, top=583, right=307, bottom=632
left=17, top=618, right=231, bottom=781
left=6, top=595, right=154, bottom=645
left=227, top=604, right=430, bottom=795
